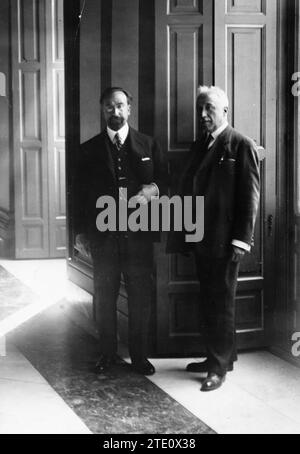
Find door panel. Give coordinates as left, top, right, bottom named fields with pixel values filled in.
left=155, top=0, right=213, bottom=354
left=215, top=0, right=277, bottom=347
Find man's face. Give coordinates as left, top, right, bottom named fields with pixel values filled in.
left=102, top=91, right=131, bottom=131
left=197, top=93, right=228, bottom=133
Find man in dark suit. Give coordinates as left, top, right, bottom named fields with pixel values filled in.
left=74, top=87, right=166, bottom=376
left=168, top=86, right=260, bottom=391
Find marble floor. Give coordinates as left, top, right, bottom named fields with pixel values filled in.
left=1, top=259, right=300, bottom=434
left=0, top=342, right=91, bottom=434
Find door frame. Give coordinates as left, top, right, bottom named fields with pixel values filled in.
left=269, top=0, right=300, bottom=366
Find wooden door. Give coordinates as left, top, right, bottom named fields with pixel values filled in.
left=155, top=0, right=214, bottom=354
left=214, top=0, right=276, bottom=349
left=46, top=0, right=66, bottom=257
left=11, top=0, right=66, bottom=258
left=155, top=0, right=277, bottom=354
left=294, top=1, right=300, bottom=350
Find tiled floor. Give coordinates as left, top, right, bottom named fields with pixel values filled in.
left=147, top=355, right=300, bottom=434
left=1, top=259, right=300, bottom=434
left=0, top=342, right=91, bottom=434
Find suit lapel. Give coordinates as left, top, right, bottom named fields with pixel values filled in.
left=127, top=128, right=150, bottom=180
left=197, top=125, right=232, bottom=171
left=212, top=125, right=232, bottom=162
left=127, top=127, right=146, bottom=160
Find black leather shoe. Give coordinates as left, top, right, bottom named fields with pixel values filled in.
left=186, top=361, right=233, bottom=373
left=93, top=355, right=115, bottom=374
left=132, top=359, right=155, bottom=376
left=201, top=373, right=225, bottom=392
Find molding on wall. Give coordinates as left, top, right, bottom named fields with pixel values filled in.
left=269, top=346, right=300, bottom=369
left=0, top=208, right=12, bottom=234
left=0, top=207, right=14, bottom=257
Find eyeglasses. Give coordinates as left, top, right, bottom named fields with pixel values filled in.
left=103, top=103, right=127, bottom=113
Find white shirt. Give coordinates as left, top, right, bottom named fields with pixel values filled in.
left=208, top=121, right=250, bottom=252
left=208, top=121, right=228, bottom=148
left=107, top=123, right=129, bottom=145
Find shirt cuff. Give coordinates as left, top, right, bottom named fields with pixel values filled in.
left=150, top=182, right=159, bottom=198
left=231, top=239, right=251, bottom=252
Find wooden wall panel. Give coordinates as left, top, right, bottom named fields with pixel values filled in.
left=227, top=0, right=265, bottom=14
left=169, top=0, right=202, bottom=14
left=227, top=27, right=263, bottom=143
left=54, top=147, right=66, bottom=216
left=236, top=290, right=263, bottom=332
left=171, top=254, right=197, bottom=281
left=0, top=1, right=11, bottom=214
left=52, top=0, right=64, bottom=62
left=20, top=70, right=41, bottom=140
left=80, top=0, right=101, bottom=143
left=225, top=24, right=266, bottom=274
left=24, top=225, right=44, bottom=249
left=21, top=147, right=42, bottom=218
left=111, top=0, right=139, bottom=129
left=169, top=26, right=200, bottom=150
left=156, top=0, right=213, bottom=155
left=19, top=0, right=39, bottom=62
left=138, top=0, right=155, bottom=136
left=169, top=294, right=203, bottom=335
left=53, top=69, right=65, bottom=140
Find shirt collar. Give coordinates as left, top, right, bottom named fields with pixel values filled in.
left=211, top=121, right=228, bottom=140
left=107, top=123, right=129, bottom=144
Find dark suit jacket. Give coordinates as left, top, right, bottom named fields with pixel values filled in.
left=167, top=125, right=260, bottom=257
left=73, top=127, right=167, bottom=244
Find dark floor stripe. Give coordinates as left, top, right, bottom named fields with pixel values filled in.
left=8, top=302, right=214, bottom=434
left=1, top=264, right=214, bottom=434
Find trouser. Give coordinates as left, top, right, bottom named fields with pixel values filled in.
left=194, top=252, right=240, bottom=376
left=91, top=234, right=153, bottom=361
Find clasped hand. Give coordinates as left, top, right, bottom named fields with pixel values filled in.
left=134, top=184, right=158, bottom=205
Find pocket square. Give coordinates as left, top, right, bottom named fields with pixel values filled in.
left=141, top=157, right=151, bottom=161
left=219, top=156, right=236, bottom=165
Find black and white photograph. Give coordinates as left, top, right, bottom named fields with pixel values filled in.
left=0, top=0, right=299, bottom=437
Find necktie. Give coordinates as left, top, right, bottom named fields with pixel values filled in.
left=114, top=132, right=122, bottom=151
left=192, top=134, right=214, bottom=195
left=204, top=133, right=213, bottom=151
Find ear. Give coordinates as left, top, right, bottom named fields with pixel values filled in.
left=128, top=104, right=131, bottom=116
left=224, top=106, right=228, bottom=115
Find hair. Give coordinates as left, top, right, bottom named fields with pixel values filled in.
left=100, top=87, right=133, bottom=105
left=197, top=85, right=229, bottom=109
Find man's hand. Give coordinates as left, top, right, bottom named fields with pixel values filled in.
left=135, top=184, right=158, bottom=205
left=75, top=233, right=91, bottom=256
left=231, top=245, right=246, bottom=262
